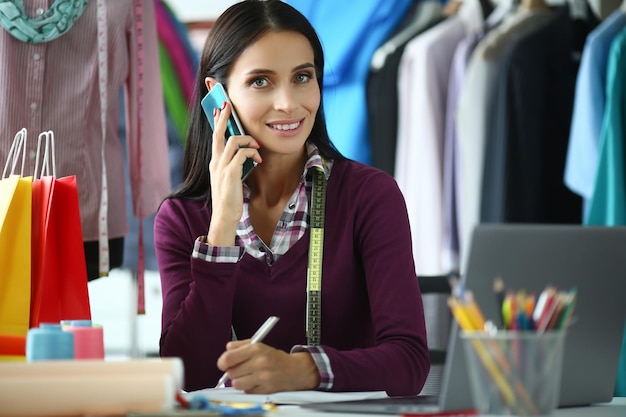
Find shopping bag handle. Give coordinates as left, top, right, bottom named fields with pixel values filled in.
left=34, top=130, right=56, bottom=180
left=2, top=128, right=27, bottom=179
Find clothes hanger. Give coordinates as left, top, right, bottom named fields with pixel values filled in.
left=485, top=0, right=515, bottom=26
left=370, top=0, right=443, bottom=71
left=518, top=0, right=551, bottom=12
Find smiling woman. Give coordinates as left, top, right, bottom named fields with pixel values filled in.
left=154, top=0, right=430, bottom=396
left=209, top=31, right=320, bottom=162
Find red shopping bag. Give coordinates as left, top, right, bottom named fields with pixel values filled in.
left=30, top=132, right=91, bottom=328
left=30, top=175, right=53, bottom=327
left=30, top=174, right=91, bottom=327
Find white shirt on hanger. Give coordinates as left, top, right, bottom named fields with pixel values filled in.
left=395, top=0, right=483, bottom=276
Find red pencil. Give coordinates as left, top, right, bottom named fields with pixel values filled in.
left=403, top=409, right=479, bottom=417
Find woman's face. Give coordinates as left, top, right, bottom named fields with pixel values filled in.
left=224, top=30, right=320, bottom=159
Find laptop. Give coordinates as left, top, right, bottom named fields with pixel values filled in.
left=461, top=224, right=626, bottom=407
left=302, top=224, right=626, bottom=414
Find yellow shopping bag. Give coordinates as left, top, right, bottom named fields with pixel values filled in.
left=0, top=174, right=32, bottom=337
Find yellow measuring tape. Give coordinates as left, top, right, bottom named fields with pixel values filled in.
left=306, top=168, right=326, bottom=346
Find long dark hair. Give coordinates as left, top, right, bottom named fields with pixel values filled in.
left=170, top=0, right=344, bottom=201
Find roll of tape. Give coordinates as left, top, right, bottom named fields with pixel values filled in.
left=26, top=323, right=74, bottom=362
left=68, top=325, right=105, bottom=360
left=69, top=320, right=92, bottom=327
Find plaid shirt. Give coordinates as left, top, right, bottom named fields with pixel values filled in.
left=193, top=143, right=334, bottom=389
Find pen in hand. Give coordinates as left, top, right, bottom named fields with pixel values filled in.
left=214, top=316, right=280, bottom=389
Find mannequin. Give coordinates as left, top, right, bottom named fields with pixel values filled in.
left=0, top=1, right=171, bottom=280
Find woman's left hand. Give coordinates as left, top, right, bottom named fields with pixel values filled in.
left=216, top=340, right=320, bottom=393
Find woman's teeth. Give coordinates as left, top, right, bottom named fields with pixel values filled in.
left=271, top=122, right=300, bottom=131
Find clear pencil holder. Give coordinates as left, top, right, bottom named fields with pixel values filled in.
left=460, top=330, right=566, bottom=416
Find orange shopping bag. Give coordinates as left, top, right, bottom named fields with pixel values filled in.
left=30, top=131, right=91, bottom=328
left=0, top=129, right=32, bottom=337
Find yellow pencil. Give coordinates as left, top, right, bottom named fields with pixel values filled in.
left=463, top=291, right=487, bottom=331
left=448, top=298, right=518, bottom=409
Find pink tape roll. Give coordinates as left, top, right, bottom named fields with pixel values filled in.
left=67, top=326, right=105, bottom=360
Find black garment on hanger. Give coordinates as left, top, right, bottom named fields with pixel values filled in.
left=481, top=5, right=588, bottom=223
left=84, top=238, right=124, bottom=281
left=479, top=0, right=495, bottom=21
left=367, top=2, right=443, bottom=175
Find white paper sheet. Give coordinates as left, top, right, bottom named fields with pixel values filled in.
left=186, top=386, right=388, bottom=405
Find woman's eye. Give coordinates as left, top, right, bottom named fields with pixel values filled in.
left=295, top=72, right=312, bottom=84
left=252, top=78, right=268, bottom=88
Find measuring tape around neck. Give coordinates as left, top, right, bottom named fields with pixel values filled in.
left=306, top=168, right=327, bottom=346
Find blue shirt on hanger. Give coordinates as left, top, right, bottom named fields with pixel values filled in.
left=286, top=0, right=413, bottom=164
left=563, top=10, right=626, bottom=219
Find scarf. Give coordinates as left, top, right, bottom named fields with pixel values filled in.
left=0, top=0, right=89, bottom=43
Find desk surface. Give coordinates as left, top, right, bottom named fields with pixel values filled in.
left=272, top=397, right=626, bottom=417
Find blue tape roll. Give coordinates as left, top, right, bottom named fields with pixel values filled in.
left=26, top=323, right=74, bottom=361
left=69, top=320, right=92, bottom=327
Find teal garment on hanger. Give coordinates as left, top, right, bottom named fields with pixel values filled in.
left=585, top=28, right=626, bottom=227
left=285, top=0, right=413, bottom=164
left=583, top=27, right=626, bottom=397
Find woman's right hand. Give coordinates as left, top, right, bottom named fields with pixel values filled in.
left=207, top=102, right=261, bottom=246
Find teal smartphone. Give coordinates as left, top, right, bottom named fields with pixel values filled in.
left=201, top=82, right=257, bottom=180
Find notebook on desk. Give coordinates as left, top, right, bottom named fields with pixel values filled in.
left=301, top=319, right=475, bottom=414
left=302, top=224, right=626, bottom=414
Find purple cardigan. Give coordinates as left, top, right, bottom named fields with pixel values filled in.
left=154, top=159, right=430, bottom=395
